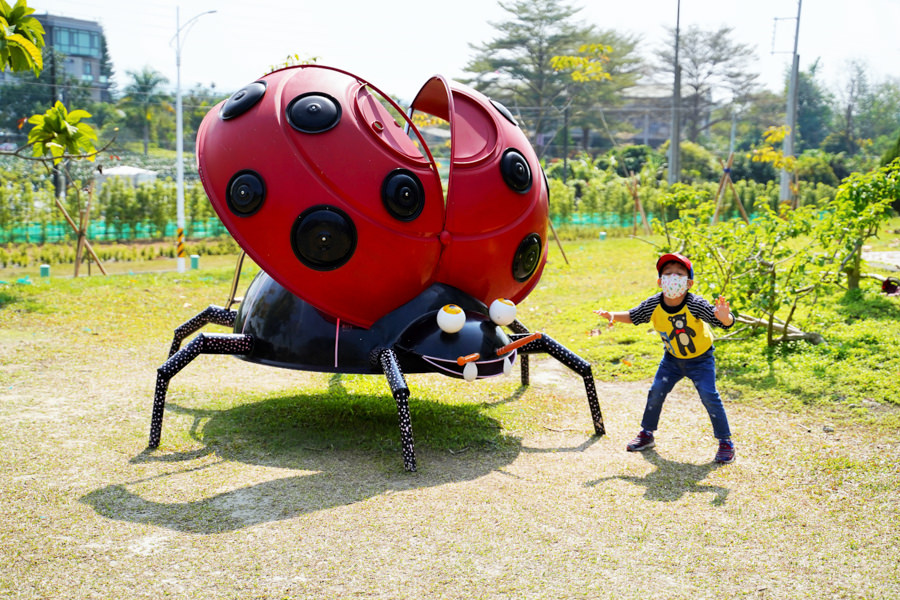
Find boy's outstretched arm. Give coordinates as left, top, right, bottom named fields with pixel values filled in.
left=593, top=309, right=633, bottom=327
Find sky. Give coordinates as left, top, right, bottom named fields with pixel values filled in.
left=28, top=0, right=900, bottom=104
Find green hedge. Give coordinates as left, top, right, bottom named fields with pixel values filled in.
left=0, top=237, right=241, bottom=268
left=0, top=167, right=221, bottom=244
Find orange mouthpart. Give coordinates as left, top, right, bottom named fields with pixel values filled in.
left=456, top=353, right=481, bottom=366
left=495, top=332, right=542, bottom=355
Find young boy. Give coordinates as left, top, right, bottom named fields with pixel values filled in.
left=594, top=253, right=736, bottom=464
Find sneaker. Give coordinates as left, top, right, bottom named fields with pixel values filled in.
left=715, top=439, right=736, bottom=464
left=626, top=430, right=655, bottom=452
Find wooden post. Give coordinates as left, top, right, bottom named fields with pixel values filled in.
left=547, top=219, right=569, bottom=265
left=730, top=175, right=751, bottom=224
left=74, top=183, right=94, bottom=277
left=626, top=174, right=652, bottom=235
left=53, top=182, right=107, bottom=276
left=712, top=153, right=750, bottom=225
left=74, top=208, right=86, bottom=277
left=711, top=155, right=731, bottom=224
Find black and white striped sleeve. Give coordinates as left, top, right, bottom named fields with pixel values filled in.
left=687, top=294, right=733, bottom=329
left=628, top=294, right=661, bottom=325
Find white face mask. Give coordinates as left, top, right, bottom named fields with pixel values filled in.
left=660, top=274, right=689, bottom=299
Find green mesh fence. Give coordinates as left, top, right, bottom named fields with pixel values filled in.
left=551, top=212, right=658, bottom=228
left=0, top=218, right=231, bottom=244
left=4, top=211, right=747, bottom=244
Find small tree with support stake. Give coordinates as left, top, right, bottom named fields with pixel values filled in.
left=0, top=0, right=112, bottom=276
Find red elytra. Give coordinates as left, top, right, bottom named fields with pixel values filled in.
left=196, top=65, right=548, bottom=328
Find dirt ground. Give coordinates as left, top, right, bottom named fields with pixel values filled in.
left=1, top=333, right=898, bottom=599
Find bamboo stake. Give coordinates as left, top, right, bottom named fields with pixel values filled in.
left=712, top=153, right=750, bottom=225
left=548, top=219, right=569, bottom=265
left=626, top=174, right=651, bottom=235
left=74, top=184, right=92, bottom=277
left=52, top=193, right=108, bottom=276
left=711, top=155, right=731, bottom=224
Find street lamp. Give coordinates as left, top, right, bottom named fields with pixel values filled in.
left=173, top=7, right=216, bottom=273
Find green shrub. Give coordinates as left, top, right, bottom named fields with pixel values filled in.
left=796, top=150, right=839, bottom=186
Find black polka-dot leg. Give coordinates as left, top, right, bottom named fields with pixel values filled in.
left=150, top=374, right=171, bottom=449
left=508, top=319, right=530, bottom=335
left=519, top=354, right=530, bottom=386
left=515, top=333, right=605, bottom=436
left=379, top=348, right=416, bottom=472
left=508, top=320, right=531, bottom=385
left=168, top=306, right=237, bottom=357
left=149, top=333, right=254, bottom=449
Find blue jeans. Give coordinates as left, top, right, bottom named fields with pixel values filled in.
left=641, top=348, right=732, bottom=439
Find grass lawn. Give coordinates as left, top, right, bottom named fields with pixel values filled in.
left=1, top=233, right=898, bottom=598
left=528, top=230, right=900, bottom=417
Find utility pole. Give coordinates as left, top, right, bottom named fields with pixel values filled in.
left=173, top=7, right=216, bottom=272
left=44, top=24, right=66, bottom=204
left=562, top=104, right=569, bottom=184
left=780, top=0, right=802, bottom=203
left=729, top=109, right=738, bottom=156
left=668, top=0, right=682, bottom=185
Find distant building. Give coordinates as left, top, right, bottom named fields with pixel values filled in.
left=617, top=84, right=716, bottom=149
left=563, top=85, right=714, bottom=152
left=612, top=85, right=678, bottom=149
left=35, top=14, right=111, bottom=102
left=538, top=85, right=699, bottom=156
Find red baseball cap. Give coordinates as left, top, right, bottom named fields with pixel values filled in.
left=656, top=253, right=694, bottom=279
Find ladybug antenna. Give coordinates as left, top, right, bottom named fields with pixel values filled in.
left=224, top=251, right=247, bottom=310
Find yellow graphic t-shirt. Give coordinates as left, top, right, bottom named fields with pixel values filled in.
left=628, top=293, right=733, bottom=359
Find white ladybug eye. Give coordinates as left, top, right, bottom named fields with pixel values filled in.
left=437, top=304, right=466, bottom=334
left=489, top=298, right=517, bottom=326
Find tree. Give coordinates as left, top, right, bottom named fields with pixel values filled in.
left=854, top=78, right=900, bottom=155
left=1, top=0, right=105, bottom=275
left=26, top=100, right=96, bottom=164
left=560, top=30, right=644, bottom=154
left=881, top=132, right=900, bottom=214
left=823, top=60, right=869, bottom=155
left=0, top=0, right=43, bottom=76
left=655, top=25, right=759, bottom=143
left=462, top=0, right=594, bottom=156
left=817, top=160, right=900, bottom=290
left=182, top=83, right=228, bottom=148
left=794, top=60, right=833, bottom=152
left=749, top=125, right=797, bottom=191
left=710, top=88, right=783, bottom=165
left=0, top=1, right=98, bottom=165
left=98, top=32, right=116, bottom=102
left=882, top=131, right=900, bottom=167
left=120, top=66, right=171, bottom=155
left=0, top=46, right=92, bottom=133
left=654, top=189, right=825, bottom=346
left=0, top=49, right=53, bottom=132
left=84, top=100, right=125, bottom=142
left=0, top=0, right=44, bottom=131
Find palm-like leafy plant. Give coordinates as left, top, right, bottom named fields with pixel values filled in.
left=121, top=67, right=171, bottom=155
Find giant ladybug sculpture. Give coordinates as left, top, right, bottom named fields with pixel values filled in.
left=149, top=65, right=605, bottom=471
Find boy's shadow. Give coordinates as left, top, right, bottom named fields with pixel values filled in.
left=586, top=449, right=729, bottom=505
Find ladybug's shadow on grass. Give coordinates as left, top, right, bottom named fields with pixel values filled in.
left=81, top=384, right=527, bottom=534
